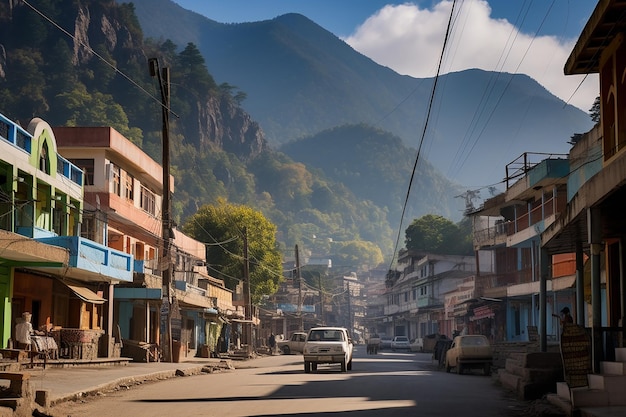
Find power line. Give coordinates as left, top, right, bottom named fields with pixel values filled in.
left=388, top=0, right=458, bottom=272
left=21, top=0, right=178, bottom=118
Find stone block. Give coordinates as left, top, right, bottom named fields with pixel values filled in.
left=35, top=390, right=49, bottom=407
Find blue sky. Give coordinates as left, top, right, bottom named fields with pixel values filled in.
left=173, top=0, right=598, bottom=111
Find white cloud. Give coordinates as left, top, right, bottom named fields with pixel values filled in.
left=343, top=0, right=597, bottom=112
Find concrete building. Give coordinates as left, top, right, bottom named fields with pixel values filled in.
left=468, top=152, right=576, bottom=343
left=53, top=126, right=237, bottom=360
left=0, top=113, right=133, bottom=360
left=383, top=250, right=475, bottom=340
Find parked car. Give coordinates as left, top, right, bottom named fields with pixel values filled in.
left=379, top=336, right=393, bottom=350
left=409, top=337, right=424, bottom=352
left=445, top=335, right=492, bottom=375
left=277, top=332, right=307, bottom=354
left=303, top=327, right=353, bottom=373
left=391, top=336, right=410, bottom=351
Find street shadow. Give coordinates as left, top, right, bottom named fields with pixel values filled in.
left=135, top=353, right=518, bottom=416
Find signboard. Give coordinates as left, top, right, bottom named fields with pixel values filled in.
left=560, top=324, right=592, bottom=388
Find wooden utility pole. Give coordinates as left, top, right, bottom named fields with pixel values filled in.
left=318, top=273, right=324, bottom=325
left=243, top=227, right=252, bottom=352
left=149, top=58, right=173, bottom=362
left=295, top=244, right=303, bottom=330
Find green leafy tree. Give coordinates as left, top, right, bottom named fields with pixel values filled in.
left=589, top=95, right=600, bottom=124
left=182, top=198, right=283, bottom=303
left=57, top=84, right=142, bottom=145
left=332, top=240, right=384, bottom=270
left=176, top=42, right=216, bottom=99
left=7, top=49, right=48, bottom=115
left=405, top=214, right=472, bottom=255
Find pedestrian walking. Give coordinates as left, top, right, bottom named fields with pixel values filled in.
left=268, top=333, right=276, bottom=355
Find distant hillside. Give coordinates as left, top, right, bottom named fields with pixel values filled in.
left=129, top=0, right=595, bottom=187
left=280, top=124, right=465, bottom=224
left=0, top=0, right=400, bottom=260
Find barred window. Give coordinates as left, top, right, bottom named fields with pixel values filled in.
left=125, top=173, right=134, bottom=201
left=140, top=185, right=155, bottom=215
left=111, top=164, right=121, bottom=196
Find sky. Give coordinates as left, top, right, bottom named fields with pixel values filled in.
left=173, top=0, right=599, bottom=112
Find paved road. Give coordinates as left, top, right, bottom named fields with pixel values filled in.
left=46, top=347, right=535, bottom=417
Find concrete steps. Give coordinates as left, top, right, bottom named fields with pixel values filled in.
left=547, top=347, right=626, bottom=416
left=498, top=351, right=563, bottom=400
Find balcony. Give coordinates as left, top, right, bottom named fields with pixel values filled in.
left=174, top=280, right=207, bottom=297
left=505, top=153, right=568, bottom=192
left=417, top=295, right=439, bottom=308
left=474, top=222, right=508, bottom=248
left=37, top=236, right=133, bottom=283
left=16, top=226, right=57, bottom=239
left=0, top=113, right=32, bottom=153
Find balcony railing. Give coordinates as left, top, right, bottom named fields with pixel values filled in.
left=474, top=222, right=508, bottom=247
left=0, top=113, right=31, bottom=153
left=483, top=269, right=535, bottom=288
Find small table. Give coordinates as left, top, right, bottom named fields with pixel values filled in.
left=31, top=335, right=59, bottom=360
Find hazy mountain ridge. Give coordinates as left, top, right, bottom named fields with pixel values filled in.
left=130, top=0, right=594, bottom=187
left=0, top=0, right=592, bottom=262
left=280, top=124, right=466, bottom=224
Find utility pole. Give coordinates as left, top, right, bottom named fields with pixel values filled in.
left=149, top=58, right=173, bottom=362
left=346, top=280, right=352, bottom=332
left=295, top=244, right=303, bottom=330
left=243, top=227, right=252, bottom=353
left=318, top=273, right=324, bottom=325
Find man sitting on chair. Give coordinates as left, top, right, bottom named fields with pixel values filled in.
left=15, top=312, right=34, bottom=350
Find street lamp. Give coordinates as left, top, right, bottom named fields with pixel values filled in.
left=149, top=57, right=174, bottom=362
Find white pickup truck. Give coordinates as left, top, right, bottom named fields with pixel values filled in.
left=303, top=327, right=353, bottom=373
left=277, top=332, right=307, bottom=354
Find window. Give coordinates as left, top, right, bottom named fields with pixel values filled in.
left=140, top=185, right=156, bottom=215
left=70, top=159, right=94, bottom=186
left=111, top=164, right=121, bottom=196
left=39, top=142, right=50, bottom=174
left=125, top=173, right=134, bottom=201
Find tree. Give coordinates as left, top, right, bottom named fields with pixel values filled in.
left=589, top=96, right=600, bottom=124
left=176, top=42, right=216, bottom=98
left=405, top=214, right=472, bottom=255
left=182, top=198, right=283, bottom=303
left=332, top=240, right=384, bottom=270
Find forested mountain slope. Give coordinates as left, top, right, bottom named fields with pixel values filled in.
left=130, top=0, right=595, bottom=187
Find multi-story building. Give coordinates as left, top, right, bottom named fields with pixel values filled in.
left=383, top=250, right=475, bottom=340
left=542, top=0, right=626, bottom=370
left=0, top=113, right=133, bottom=359
left=53, top=125, right=236, bottom=360
left=468, top=152, right=576, bottom=343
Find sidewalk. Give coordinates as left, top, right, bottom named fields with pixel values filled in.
left=24, top=356, right=236, bottom=406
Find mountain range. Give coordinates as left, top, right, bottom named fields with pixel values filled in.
left=0, top=0, right=596, bottom=265
left=128, top=0, right=595, bottom=188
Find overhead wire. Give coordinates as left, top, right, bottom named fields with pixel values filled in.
left=446, top=0, right=536, bottom=180
left=388, top=0, right=458, bottom=271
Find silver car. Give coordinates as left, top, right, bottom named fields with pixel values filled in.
left=391, top=336, right=410, bottom=351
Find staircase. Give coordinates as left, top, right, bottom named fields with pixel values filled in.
left=498, top=351, right=563, bottom=400
left=547, top=347, right=626, bottom=416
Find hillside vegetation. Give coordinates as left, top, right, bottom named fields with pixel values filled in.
left=1, top=0, right=463, bottom=265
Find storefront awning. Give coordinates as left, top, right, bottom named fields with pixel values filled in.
left=66, top=283, right=106, bottom=304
